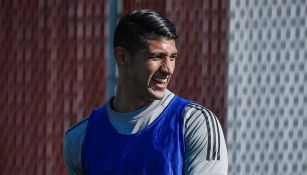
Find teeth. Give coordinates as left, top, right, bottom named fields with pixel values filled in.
left=153, top=77, right=167, bottom=83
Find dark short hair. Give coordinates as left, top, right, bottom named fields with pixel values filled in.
left=113, top=9, right=177, bottom=56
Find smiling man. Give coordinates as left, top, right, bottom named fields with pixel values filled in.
left=64, top=9, right=228, bottom=175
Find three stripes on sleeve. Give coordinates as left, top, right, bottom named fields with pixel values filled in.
left=185, top=103, right=222, bottom=161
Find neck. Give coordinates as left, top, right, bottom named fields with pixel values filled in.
left=112, top=83, right=153, bottom=113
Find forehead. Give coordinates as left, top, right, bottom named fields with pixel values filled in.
left=145, top=39, right=177, bottom=54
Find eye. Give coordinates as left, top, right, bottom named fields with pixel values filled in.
left=149, top=53, right=164, bottom=61
left=170, top=54, right=177, bottom=61
left=170, top=55, right=177, bottom=61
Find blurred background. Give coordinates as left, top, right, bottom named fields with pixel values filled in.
left=0, top=0, right=306, bottom=174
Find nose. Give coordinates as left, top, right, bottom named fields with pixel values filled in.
left=160, top=58, right=175, bottom=75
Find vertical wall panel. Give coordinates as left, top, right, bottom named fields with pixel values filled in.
left=0, top=0, right=108, bottom=174
left=228, top=0, right=307, bottom=174
left=0, top=1, right=48, bottom=174
left=167, top=0, right=229, bottom=131
left=123, top=0, right=166, bottom=15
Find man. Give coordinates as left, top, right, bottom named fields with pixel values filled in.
left=64, top=9, right=228, bottom=175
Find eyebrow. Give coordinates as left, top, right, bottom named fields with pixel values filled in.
left=147, top=52, right=178, bottom=57
left=171, top=53, right=178, bottom=57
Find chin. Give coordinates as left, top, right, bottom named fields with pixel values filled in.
left=147, top=88, right=165, bottom=100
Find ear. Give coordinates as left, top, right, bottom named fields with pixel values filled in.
left=114, top=47, right=130, bottom=70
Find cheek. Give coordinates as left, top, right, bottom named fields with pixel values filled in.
left=133, top=65, right=154, bottom=83
left=171, top=61, right=175, bottom=71
left=146, top=62, right=161, bottom=74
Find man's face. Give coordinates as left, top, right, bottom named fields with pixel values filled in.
left=126, top=39, right=177, bottom=101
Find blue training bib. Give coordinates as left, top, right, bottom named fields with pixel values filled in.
left=82, top=96, right=190, bottom=175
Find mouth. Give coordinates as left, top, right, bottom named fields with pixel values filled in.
left=152, top=76, right=168, bottom=89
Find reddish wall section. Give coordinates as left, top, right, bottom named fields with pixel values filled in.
left=167, top=0, right=229, bottom=132
left=0, top=2, right=48, bottom=174
left=0, top=1, right=108, bottom=174
left=123, top=0, right=166, bottom=15
left=122, top=0, right=229, bottom=132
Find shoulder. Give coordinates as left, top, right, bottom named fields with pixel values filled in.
left=63, top=117, right=89, bottom=174
left=182, top=102, right=224, bottom=155
left=183, top=102, right=224, bottom=148
left=182, top=102, right=228, bottom=174
left=184, top=102, right=215, bottom=116
left=183, top=102, right=220, bottom=130
left=64, top=117, right=88, bottom=144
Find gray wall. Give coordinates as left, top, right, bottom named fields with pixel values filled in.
left=227, top=0, right=307, bottom=174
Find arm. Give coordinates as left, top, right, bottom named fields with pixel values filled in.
left=183, top=103, right=228, bottom=175
left=63, top=135, right=84, bottom=175
left=63, top=119, right=88, bottom=175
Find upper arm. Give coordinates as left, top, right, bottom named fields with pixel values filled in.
left=63, top=119, right=88, bottom=175
left=183, top=103, right=228, bottom=175
left=63, top=134, right=84, bottom=175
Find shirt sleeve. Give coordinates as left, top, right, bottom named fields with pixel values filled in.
left=63, top=119, right=88, bottom=175
left=63, top=135, right=84, bottom=175
left=183, top=103, right=228, bottom=175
